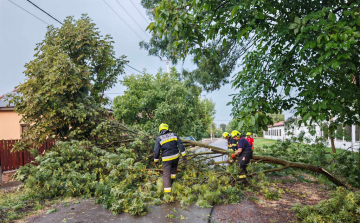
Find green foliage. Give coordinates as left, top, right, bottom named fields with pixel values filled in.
left=0, top=188, right=58, bottom=223
left=46, top=208, right=57, bottom=214
left=8, top=15, right=127, bottom=149
left=213, top=128, right=223, bottom=138
left=14, top=140, right=247, bottom=216
left=112, top=68, right=215, bottom=140
left=292, top=187, right=360, bottom=222
left=254, top=140, right=360, bottom=188
left=268, top=114, right=285, bottom=124
left=142, top=0, right=360, bottom=139
left=219, top=124, right=226, bottom=132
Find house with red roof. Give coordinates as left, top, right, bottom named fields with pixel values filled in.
left=263, top=118, right=359, bottom=151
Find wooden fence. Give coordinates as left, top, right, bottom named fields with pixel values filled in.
left=0, top=139, right=55, bottom=172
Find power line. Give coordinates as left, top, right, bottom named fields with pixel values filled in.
left=26, top=0, right=62, bottom=25
left=129, top=0, right=150, bottom=24
left=8, top=0, right=49, bottom=25
left=10, top=0, right=146, bottom=81
left=102, top=0, right=144, bottom=41
left=125, top=64, right=143, bottom=74
left=115, top=0, right=150, bottom=38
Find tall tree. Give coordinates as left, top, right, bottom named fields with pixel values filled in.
left=268, top=114, right=285, bottom=124
left=9, top=15, right=127, bottom=149
left=142, top=0, right=360, bottom=163
left=112, top=68, right=215, bottom=140
left=219, top=123, right=226, bottom=132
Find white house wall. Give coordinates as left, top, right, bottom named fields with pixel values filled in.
left=263, top=123, right=359, bottom=152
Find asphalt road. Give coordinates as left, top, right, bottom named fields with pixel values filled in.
left=194, top=138, right=229, bottom=164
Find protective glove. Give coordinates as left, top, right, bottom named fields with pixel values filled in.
left=154, top=162, right=157, bottom=168
left=231, top=153, right=236, bottom=160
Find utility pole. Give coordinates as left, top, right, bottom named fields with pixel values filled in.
left=161, top=59, right=170, bottom=73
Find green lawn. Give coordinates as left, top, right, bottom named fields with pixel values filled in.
left=254, top=138, right=277, bottom=147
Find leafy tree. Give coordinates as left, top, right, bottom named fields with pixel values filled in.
left=8, top=15, right=127, bottom=149
left=142, top=0, right=360, bottom=164
left=219, top=123, right=226, bottom=132
left=112, top=68, right=215, bottom=140
left=213, top=128, right=223, bottom=138
left=225, top=120, right=234, bottom=133
left=268, top=114, right=285, bottom=124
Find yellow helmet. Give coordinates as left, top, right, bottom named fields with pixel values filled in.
left=159, top=123, right=169, bottom=133
left=222, top=132, right=230, bottom=138
left=231, top=130, right=240, bottom=137
left=246, top=132, right=251, bottom=136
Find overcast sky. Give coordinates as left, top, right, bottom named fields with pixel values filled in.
left=0, top=0, right=291, bottom=127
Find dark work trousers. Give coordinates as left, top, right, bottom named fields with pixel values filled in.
left=163, top=158, right=179, bottom=193
left=237, top=150, right=253, bottom=183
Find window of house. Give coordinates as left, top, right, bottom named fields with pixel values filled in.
left=21, top=124, right=29, bottom=138
left=279, top=129, right=281, bottom=136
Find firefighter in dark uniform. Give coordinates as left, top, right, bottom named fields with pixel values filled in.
left=154, top=123, right=187, bottom=194
left=229, top=130, right=240, bottom=151
left=222, top=132, right=232, bottom=149
left=234, top=135, right=253, bottom=183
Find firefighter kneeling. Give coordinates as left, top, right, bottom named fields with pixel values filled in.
left=154, top=123, right=187, bottom=194
left=233, top=133, right=253, bottom=183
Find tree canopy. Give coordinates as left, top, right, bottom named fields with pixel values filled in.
left=112, top=68, right=215, bottom=140
left=141, top=0, right=360, bottom=132
left=9, top=15, right=127, bottom=149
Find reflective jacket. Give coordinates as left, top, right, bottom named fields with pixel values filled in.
left=154, top=131, right=186, bottom=162
left=229, top=137, right=238, bottom=150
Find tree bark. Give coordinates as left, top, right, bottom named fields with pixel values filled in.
left=330, top=135, right=336, bottom=154
left=182, top=140, right=346, bottom=187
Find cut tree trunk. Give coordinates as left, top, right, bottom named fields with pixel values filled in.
left=182, top=139, right=346, bottom=187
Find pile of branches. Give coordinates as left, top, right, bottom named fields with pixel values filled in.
left=14, top=124, right=348, bottom=216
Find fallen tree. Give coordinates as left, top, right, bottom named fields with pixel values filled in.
left=182, top=140, right=346, bottom=187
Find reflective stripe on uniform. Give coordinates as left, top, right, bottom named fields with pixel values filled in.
left=231, top=144, right=237, bottom=146
left=181, top=151, right=186, bottom=156
left=160, top=138, right=177, bottom=145
left=154, top=159, right=159, bottom=162
left=164, top=187, right=172, bottom=193
left=171, top=174, right=176, bottom=179
left=238, top=175, right=246, bottom=178
left=159, top=133, right=178, bottom=145
left=162, top=153, right=179, bottom=161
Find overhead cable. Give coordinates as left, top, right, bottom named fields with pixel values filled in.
left=125, top=64, right=144, bottom=74
left=102, top=0, right=144, bottom=41
left=8, top=0, right=49, bottom=25
left=129, top=0, right=150, bottom=24
left=26, top=0, right=62, bottom=24
left=115, top=0, right=150, bottom=38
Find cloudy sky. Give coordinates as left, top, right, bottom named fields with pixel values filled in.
left=0, top=0, right=290, bottom=127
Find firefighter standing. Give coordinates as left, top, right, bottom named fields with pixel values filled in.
left=234, top=135, right=253, bottom=183
left=154, top=123, right=187, bottom=194
left=230, top=130, right=240, bottom=151
left=222, top=132, right=232, bottom=149
left=246, top=132, right=254, bottom=150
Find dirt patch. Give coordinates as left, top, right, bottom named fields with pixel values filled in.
left=211, top=174, right=332, bottom=223
left=252, top=180, right=330, bottom=222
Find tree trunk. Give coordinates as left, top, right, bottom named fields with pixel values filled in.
left=330, top=135, right=336, bottom=154
left=182, top=140, right=346, bottom=187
